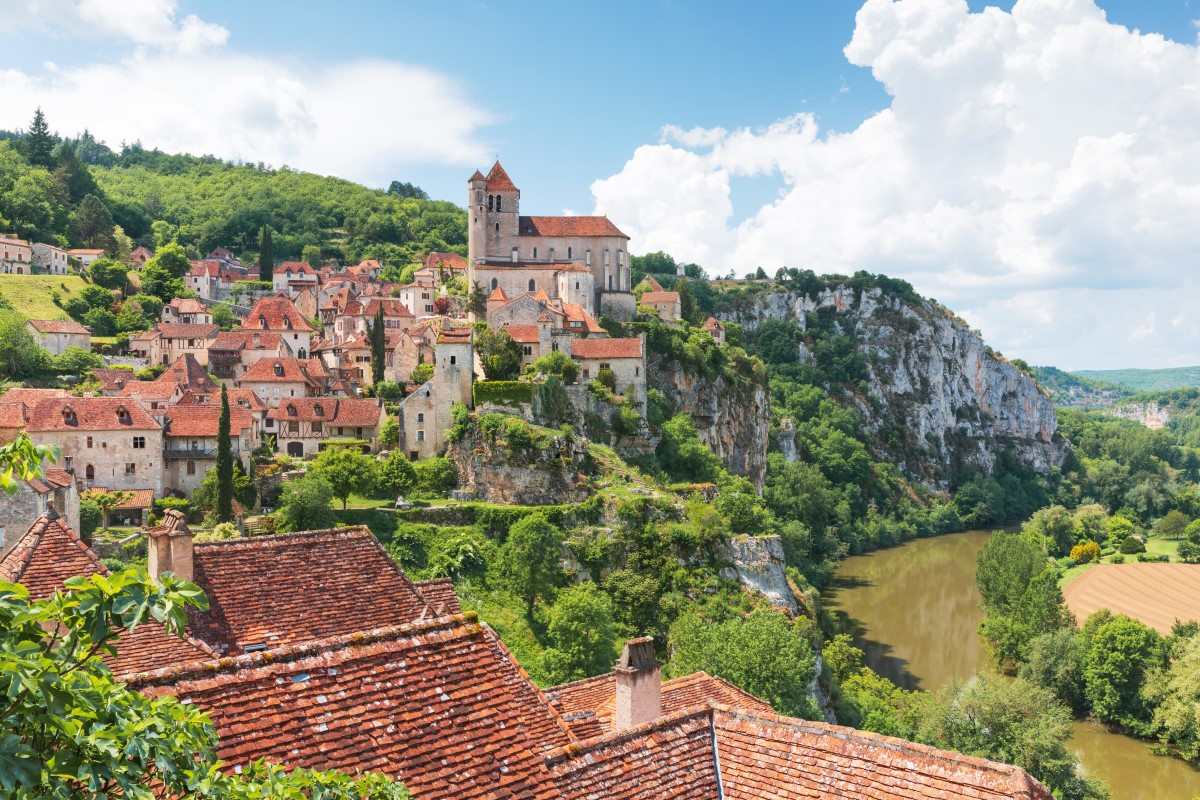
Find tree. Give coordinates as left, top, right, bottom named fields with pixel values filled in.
left=71, top=193, right=116, bottom=251
left=976, top=532, right=1048, bottom=615
left=211, top=303, right=236, bottom=330
left=1023, top=505, right=1076, bottom=557
left=148, top=240, right=192, bottom=279
left=531, top=351, right=579, bottom=383
left=53, top=346, right=102, bottom=376
left=258, top=225, right=274, bottom=284
left=656, top=414, right=723, bottom=483
left=379, top=416, right=400, bottom=449
left=82, top=307, right=117, bottom=336
left=0, top=567, right=409, bottom=798
left=24, top=107, right=55, bottom=168
left=1146, top=633, right=1200, bottom=762
left=82, top=489, right=132, bottom=530
left=475, top=326, right=522, bottom=380
left=541, top=582, right=617, bottom=683
left=498, top=513, right=564, bottom=616
left=1083, top=613, right=1165, bottom=726
left=410, top=362, right=434, bottom=384
left=0, top=310, right=52, bottom=379
left=309, top=446, right=376, bottom=509
left=1180, top=520, right=1200, bottom=563
left=1020, top=628, right=1087, bottom=713
left=52, top=143, right=99, bottom=204
left=675, top=277, right=698, bottom=323
left=140, top=244, right=188, bottom=301
left=1154, top=509, right=1191, bottom=539
left=369, top=305, right=386, bottom=386
left=387, top=180, right=429, bottom=199
left=0, top=433, right=54, bottom=493
left=216, top=386, right=234, bottom=522
left=375, top=450, right=415, bottom=497
left=667, top=604, right=817, bottom=719
left=274, top=474, right=337, bottom=532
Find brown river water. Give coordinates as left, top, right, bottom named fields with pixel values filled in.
left=824, top=530, right=1200, bottom=800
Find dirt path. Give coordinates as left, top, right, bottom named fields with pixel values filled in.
left=1062, top=563, right=1200, bottom=633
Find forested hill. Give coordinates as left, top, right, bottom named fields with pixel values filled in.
left=1073, top=365, right=1200, bottom=393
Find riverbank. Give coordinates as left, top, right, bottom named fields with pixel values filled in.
left=824, top=530, right=1200, bottom=800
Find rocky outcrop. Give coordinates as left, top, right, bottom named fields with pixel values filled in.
left=1109, top=402, right=1170, bottom=430
left=718, top=535, right=797, bottom=614
left=721, top=285, right=1066, bottom=485
left=649, top=356, right=770, bottom=489
left=448, top=421, right=591, bottom=505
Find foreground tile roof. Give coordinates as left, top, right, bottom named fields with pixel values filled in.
left=641, top=290, right=680, bottom=305
left=413, top=578, right=462, bottom=616
left=238, top=357, right=321, bottom=386
left=570, top=337, right=642, bottom=360
left=185, top=527, right=434, bottom=655
left=267, top=398, right=382, bottom=427
left=131, top=616, right=573, bottom=800
left=210, top=329, right=286, bottom=351
left=244, top=295, right=315, bottom=333
left=164, top=405, right=254, bottom=438
left=26, top=397, right=161, bottom=432
left=424, top=251, right=468, bottom=271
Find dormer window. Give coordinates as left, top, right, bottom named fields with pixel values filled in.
left=258, top=315, right=268, bottom=329
left=273, top=362, right=284, bottom=377
left=284, top=317, right=293, bottom=329
left=313, top=403, right=324, bottom=417
left=61, top=407, right=77, bottom=426
left=287, top=404, right=296, bottom=416
left=116, top=405, right=130, bottom=424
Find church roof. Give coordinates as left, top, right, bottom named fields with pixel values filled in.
left=485, top=161, right=518, bottom=192
left=519, top=216, right=629, bottom=239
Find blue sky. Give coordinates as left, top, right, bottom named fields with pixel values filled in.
left=5, top=1, right=1200, bottom=368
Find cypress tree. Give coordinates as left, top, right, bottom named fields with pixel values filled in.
left=370, top=305, right=386, bottom=386
left=258, top=226, right=274, bottom=283
left=216, top=385, right=234, bottom=522
left=25, top=108, right=55, bottom=169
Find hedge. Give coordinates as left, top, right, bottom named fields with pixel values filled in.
left=474, top=380, right=533, bottom=407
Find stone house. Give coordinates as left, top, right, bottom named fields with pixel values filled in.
left=391, top=324, right=438, bottom=384
left=346, top=259, right=384, bottom=280
left=467, top=161, right=634, bottom=318
left=273, top=261, right=319, bottom=294
left=1, top=236, right=33, bottom=273
left=236, top=357, right=323, bottom=406
left=570, top=337, right=646, bottom=408
left=25, top=397, right=164, bottom=494
left=161, top=298, right=213, bottom=325
left=503, top=324, right=545, bottom=369
left=414, top=251, right=467, bottom=287
left=163, top=405, right=257, bottom=495
left=185, top=260, right=234, bottom=302
left=639, top=290, right=681, bottom=323
left=242, top=295, right=314, bottom=359
left=397, top=329, right=473, bottom=460
left=135, top=323, right=220, bottom=366
left=68, top=248, right=104, bottom=270
left=32, top=242, right=69, bottom=274
left=702, top=316, right=725, bottom=343
left=333, top=297, right=414, bottom=343
left=292, top=285, right=319, bottom=321
left=26, top=319, right=91, bottom=355
left=267, top=397, right=384, bottom=457
left=395, top=283, right=437, bottom=316
left=0, top=469, right=79, bottom=557
left=129, top=245, right=154, bottom=267
left=207, top=330, right=293, bottom=381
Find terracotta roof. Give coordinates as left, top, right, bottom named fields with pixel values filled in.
left=165, top=405, right=254, bottom=438
left=87, top=488, right=154, bottom=510
left=244, top=295, right=314, bottom=333
left=26, top=397, right=160, bottom=432
left=277, top=261, right=317, bottom=275
left=27, top=318, right=90, bottom=335
left=267, top=398, right=382, bottom=427
left=156, top=323, right=219, bottom=340
left=438, top=328, right=472, bottom=345
left=184, top=527, right=433, bottom=655
left=27, top=467, right=73, bottom=494
left=423, top=251, right=468, bottom=271
left=0, top=402, right=27, bottom=429
left=504, top=324, right=541, bottom=344
left=117, top=380, right=178, bottom=403
left=641, top=291, right=680, bottom=305
left=414, top=578, right=462, bottom=616
left=561, top=303, right=605, bottom=334
left=188, top=259, right=234, bottom=279
left=0, top=513, right=213, bottom=676
left=155, top=353, right=217, bottom=391
left=485, top=160, right=518, bottom=192
left=1, top=236, right=31, bottom=247
left=702, top=316, right=723, bottom=332
left=570, top=337, right=642, bottom=360
left=238, top=357, right=320, bottom=386
left=361, top=297, right=414, bottom=318
left=167, top=298, right=207, bottom=314
left=177, top=387, right=266, bottom=413
left=519, top=216, right=628, bottom=239
left=487, top=286, right=508, bottom=302
left=91, top=368, right=133, bottom=391
left=131, top=616, right=572, bottom=799
left=68, top=248, right=105, bottom=256
left=211, top=329, right=285, bottom=351
left=0, top=388, right=68, bottom=409
left=469, top=169, right=486, bottom=182
left=643, top=276, right=665, bottom=292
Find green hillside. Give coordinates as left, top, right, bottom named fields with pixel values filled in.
left=0, top=274, right=90, bottom=322
left=1074, top=366, right=1200, bottom=392
left=1030, top=365, right=1129, bottom=407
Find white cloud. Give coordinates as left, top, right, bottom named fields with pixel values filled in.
left=1, top=3, right=492, bottom=185
left=593, top=0, right=1200, bottom=368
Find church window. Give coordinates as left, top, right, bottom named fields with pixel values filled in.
left=568, top=246, right=573, bottom=259
left=533, top=247, right=538, bottom=259
left=528, top=279, right=536, bottom=292
left=496, top=196, right=502, bottom=211
left=608, top=275, right=613, bottom=290
left=586, top=250, right=592, bottom=266
left=488, top=195, right=494, bottom=211
left=491, top=278, right=498, bottom=290
left=604, top=249, right=610, bottom=266
left=511, top=246, right=518, bottom=263
left=496, top=223, right=500, bottom=233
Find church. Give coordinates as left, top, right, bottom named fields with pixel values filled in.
left=467, top=162, right=636, bottom=320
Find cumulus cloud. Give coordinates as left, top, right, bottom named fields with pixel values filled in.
left=592, top=0, right=1200, bottom=368
left=1, top=2, right=492, bottom=185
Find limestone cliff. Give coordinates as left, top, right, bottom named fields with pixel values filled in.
left=447, top=417, right=592, bottom=505
left=647, top=354, right=771, bottom=489
left=720, top=284, right=1065, bottom=485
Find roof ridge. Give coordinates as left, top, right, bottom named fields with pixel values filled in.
left=543, top=704, right=717, bottom=766
left=545, top=670, right=615, bottom=694
left=0, top=515, right=107, bottom=584
left=192, top=524, right=373, bottom=551
left=126, top=613, right=479, bottom=688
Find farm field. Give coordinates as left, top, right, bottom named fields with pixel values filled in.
left=0, top=274, right=89, bottom=321
left=1063, top=563, right=1200, bottom=633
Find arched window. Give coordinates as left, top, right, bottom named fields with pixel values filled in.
left=487, top=195, right=494, bottom=211
left=491, top=278, right=498, bottom=290
left=528, top=279, right=536, bottom=292
left=532, top=247, right=538, bottom=259
left=496, top=195, right=502, bottom=212
left=567, top=246, right=573, bottom=259
left=85, top=464, right=94, bottom=480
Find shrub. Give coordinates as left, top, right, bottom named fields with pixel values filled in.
left=473, top=380, right=533, bottom=407
left=1119, top=535, right=1146, bottom=554
left=1069, top=540, right=1101, bottom=564
left=413, top=457, right=457, bottom=495
left=596, top=366, right=617, bottom=393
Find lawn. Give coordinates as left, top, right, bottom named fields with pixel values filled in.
left=0, top=274, right=90, bottom=321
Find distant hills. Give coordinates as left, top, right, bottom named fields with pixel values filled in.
left=1073, top=366, right=1200, bottom=392
left=1032, top=364, right=1200, bottom=408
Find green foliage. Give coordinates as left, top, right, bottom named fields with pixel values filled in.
left=375, top=450, right=415, bottom=497
left=667, top=603, right=817, bottom=719
left=309, top=446, right=377, bottom=509
left=475, top=326, right=523, bottom=381
left=410, top=362, right=434, bottom=385
left=211, top=303, right=236, bottom=330
left=473, top=380, right=533, bottom=407
left=540, top=581, right=618, bottom=683
left=71, top=193, right=116, bottom=250
left=531, top=351, right=578, bottom=383
left=656, top=414, right=723, bottom=483
left=975, top=532, right=1071, bottom=669
left=216, top=386, right=234, bottom=523
left=369, top=305, right=386, bottom=386
left=412, top=457, right=457, bottom=496
left=257, top=225, right=273, bottom=283
left=497, top=514, right=564, bottom=616
left=1146, top=631, right=1200, bottom=762
left=88, top=257, right=127, bottom=290
left=1082, top=613, right=1165, bottom=729
left=273, top=474, right=337, bottom=532
left=0, top=567, right=408, bottom=798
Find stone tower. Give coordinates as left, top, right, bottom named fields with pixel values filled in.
left=432, top=328, right=474, bottom=446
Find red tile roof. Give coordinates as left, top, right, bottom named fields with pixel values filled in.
left=414, top=578, right=462, bottom=616
left=570, top=337, right=642, bottom=360
left=504, top=324, right=541, bottom=344
left=267, top=398, right=382, bottom=427
left=641, top=291, right=680, bottom=305
left=167, top=298, right=208, bottom=314
left=26, top=397, right=160, bottom=432
left=519, top=216, right=628, bottom=239
left=155, top=353, right=217, bottom=391
left=277, top=261, right=317, bottom=275
left=211, top=329, right=286, bottom=351
left=244, top=295, right=315, bottom=333
left=177, top=387, right=266, bottom=413
left=185, top=527, right=433, bottom=655
left=485, top=160, right=519, bottom=192
left=642, top=276, right=665, bottom=292
left=702, top=316, right=723, bottom=332
left=165, top=405, right=254, bottom=438
left=487, top=286, right=508, bottom=302
left=156, top=322, right=220, bottom=340
left=88, top=488, right=155, bottom=510
left=361, top=297, right=414, bottom=318
left=91, top=368, right=133, bottom=391
left=130, top=616, right=572, bottom=800
left=561, top=303, right=605, bottom=334
left=0, top=402, right=27, bottom=429
left=27, top=467, right=73, bottom=494
left=238, top=357, right=321, bottom=386
left=0, top=387, right=68, bottom=409
left=27, top=318, right=90, bottom=335
left=423, top=251, right=468, bottom=271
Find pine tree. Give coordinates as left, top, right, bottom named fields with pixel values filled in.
left=25, top=108, right=55, bottom=169
left=370, top=305, right=386, bottom=386
left=258, top=226, right=274, bottom=283
left=216, top=385, right=234, bottom=523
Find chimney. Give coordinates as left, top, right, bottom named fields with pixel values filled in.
left=613, top=637, right=661, bottom=731
left=146, top=509, right=194, bottom=582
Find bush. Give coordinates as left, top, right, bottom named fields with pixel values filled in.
left=1069, top=540, right=1101, bottom=564
left=531, top=351, right=578, bottom=383
left=473, top=380, right=533, bottom=407
left=1119, top=535, right=1146, bottom=554
left=413, top=457, right=457, bottom=495
left=410, top=362, right=434, bottom=384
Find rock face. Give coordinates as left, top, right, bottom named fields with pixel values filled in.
left=649, top=355, right=770, bottom=489
left=721, top=285, right=1065, bottom=485
left=1109, top=402, right=1170, bottom=430
left=718, top=535, right=797, bottom=614
left=448, top=424, right=591, bottom=505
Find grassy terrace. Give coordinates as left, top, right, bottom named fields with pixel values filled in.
left=0, top=274, right=90, bottom=321
left=1060, top=536, right=1183, bottom=589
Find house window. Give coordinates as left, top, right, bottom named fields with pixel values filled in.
left=528, top=279, right=536, bottom=292
left=288, top=421, right=300, bottom=433
left=449, top=355, right=457, bottom=365
left=496, top=223, right=501, bottom=234
left=417, top=412, right=425, bottom=423
left=510, top=246, right=518, bottom=262
left=84, top=464, right=94, bottom=480
left=312, top=421, right=322, bottom=433
left=86, top=436, right=93, bottom=448
left=133, top=436, right=145, bottom=449
left=568, top=246, right=573, bottom=259
left=64, top=456, right=73, bottom=470
left=491, top=278, right=498, bottom=290
left=186, top=460, right=196, bottom=475
left=416, top=430, right=425, bottom=442
left=523, top=345, right=532, bottom=356
left=533, top=247, right=538, bottom=259
left=496, top=195, right=502, bottom=212
left=586, top=250, right=592, bottom=266
left=125, top=463, right=136, bottom=475
left=635, top=367, right=641, bottom=376
left=425, top=304, right=434, bottom=313
left=488, top=195, right=494, bottom=211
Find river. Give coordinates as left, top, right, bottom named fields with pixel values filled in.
left=824, top=530, right=1200, bottom=800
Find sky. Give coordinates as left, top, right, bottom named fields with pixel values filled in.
left=3, top=0, right=1200, bottom=370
